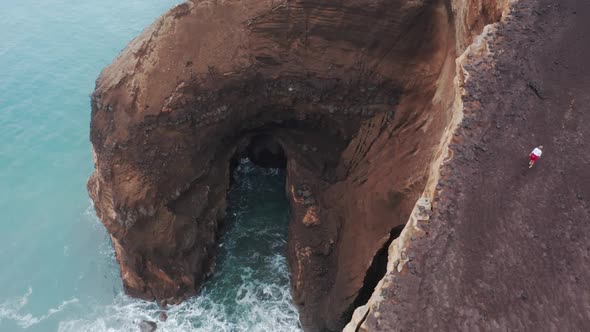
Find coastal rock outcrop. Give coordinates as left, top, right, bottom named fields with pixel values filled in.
left=346, top=0, right=590, bottom=329
left=89, top=0, right=510, bottom=330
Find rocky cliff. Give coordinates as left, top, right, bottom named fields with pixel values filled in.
left=346, top=0, right=590, bottom=330
left=89, top=0, right=519, bottom=331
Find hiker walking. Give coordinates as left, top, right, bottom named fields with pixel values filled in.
left=528, top=145, right=543, bottom=168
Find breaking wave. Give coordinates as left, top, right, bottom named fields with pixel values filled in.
left=58, top=159, right=301, bottom=332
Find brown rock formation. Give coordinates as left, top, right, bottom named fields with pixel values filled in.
left=88, top=0, right=511, bottom=330
left=346, top=0, right=590, bottom=330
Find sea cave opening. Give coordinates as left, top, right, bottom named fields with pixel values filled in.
left=246, top=134, right=287, bottom=169
left=201, top=132, right=300, bottom=329
left=86, top=0, right=514, bottom=330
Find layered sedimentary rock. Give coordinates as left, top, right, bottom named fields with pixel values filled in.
left=347, top=0, right=590, bottom=330
left=89, top=0, right=509, bottom=330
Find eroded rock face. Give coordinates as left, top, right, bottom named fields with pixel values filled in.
left=347, top=0, right=590, bottom=330
left=87, top=0, right=501, bottom=330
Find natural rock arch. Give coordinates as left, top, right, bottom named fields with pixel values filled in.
left=88, top=0, right=506, bottom=330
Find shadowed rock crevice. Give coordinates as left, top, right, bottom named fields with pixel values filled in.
left=88, top=0, right=509, bottom=330
left=246, top=134, right=286, bottom=169
left=344, top=224, right=405, bottom=323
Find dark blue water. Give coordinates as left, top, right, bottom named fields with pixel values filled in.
left=0, top=1, right=299, bottom=331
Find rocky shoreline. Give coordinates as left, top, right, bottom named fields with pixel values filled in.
left=88, top=0, right=590, bottom=330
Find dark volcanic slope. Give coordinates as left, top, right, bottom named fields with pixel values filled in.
left=360, top=0, right=590, bottom=330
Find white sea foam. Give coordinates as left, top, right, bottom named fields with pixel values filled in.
left=84, top=201, right=103, bottom=230
left=58, top=270, right=301, bottom=332
left=58, top=162, right=301, bottom=332
left=84, top=202, right=118, bottom=263
left=0, top=288, right=79, bottom=329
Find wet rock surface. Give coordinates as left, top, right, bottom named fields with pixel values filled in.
left=137, top=320, right=157, bottom=332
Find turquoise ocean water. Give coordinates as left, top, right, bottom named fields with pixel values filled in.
left=0, top=1, right=300, bottom=331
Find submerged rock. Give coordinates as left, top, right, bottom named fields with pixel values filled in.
left=137, top=320, right=157, bottom=332
left=158, top=312, right=167, bottom=322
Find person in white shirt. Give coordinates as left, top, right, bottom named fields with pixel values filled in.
left=528, top=145, right=543, bottom=168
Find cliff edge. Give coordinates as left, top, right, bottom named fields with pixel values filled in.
left=84, top=0, right=590, bottom=330
left=346, top=0, right=590, bottom=330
